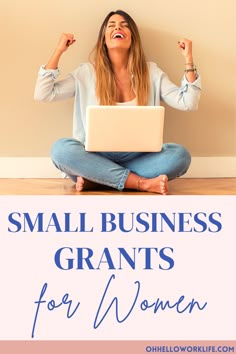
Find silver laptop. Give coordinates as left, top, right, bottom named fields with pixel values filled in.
left=85, top=105, right=165, bottom=152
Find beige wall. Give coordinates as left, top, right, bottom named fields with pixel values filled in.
left=1, top=0, right=235, bottom=158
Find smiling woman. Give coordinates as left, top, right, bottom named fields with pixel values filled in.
left=34, top=9, right=201, bottom=195
left=106, top=17, right=131, bottom=43
left=93, top=11, right=149, bottom=106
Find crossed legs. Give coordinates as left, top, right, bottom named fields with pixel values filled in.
left=51, top=138, right=191, bottom=195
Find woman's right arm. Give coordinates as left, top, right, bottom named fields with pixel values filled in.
left=34, top=33, right=76, bottom=102
left=45, top=33, right=76, bottom=70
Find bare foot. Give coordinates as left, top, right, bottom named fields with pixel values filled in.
left=76, top=176, right=100, bottom=191
left=138, top=175, right=168, bottom=195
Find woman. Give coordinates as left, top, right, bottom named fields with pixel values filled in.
left=34, top=9, right=201, bottom=195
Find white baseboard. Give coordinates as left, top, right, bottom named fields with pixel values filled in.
left=0, top=157, right=62, bottom=178
left=184, top=156, right=236, bottom=178
left=0, top=157, right=235, bottom=178
left=184, top=157, right=236, bottom=178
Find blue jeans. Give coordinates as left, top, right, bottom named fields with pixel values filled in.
left=51, top=138, right=191, bottom=190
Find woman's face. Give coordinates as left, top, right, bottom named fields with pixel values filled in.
left=104, top=14, right=132, bottom=51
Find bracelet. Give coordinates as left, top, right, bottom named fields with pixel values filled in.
left=184, top=67, right=197, bottom=73
left=185, top=62, right=194, bottom=66
left=137, top=176, right=145, bottom=191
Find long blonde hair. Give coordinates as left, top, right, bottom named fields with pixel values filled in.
left=90, top=10, right=150, bottom=105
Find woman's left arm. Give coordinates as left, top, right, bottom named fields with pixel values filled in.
left=154, top=39, right=201, bottom=111
left=178, top=38, right=197, bottom=83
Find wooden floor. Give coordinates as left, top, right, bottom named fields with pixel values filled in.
left=0, top=178, right=235, bottom=195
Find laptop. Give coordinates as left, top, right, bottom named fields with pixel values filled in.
left=85, top=105, right=165, bottom=152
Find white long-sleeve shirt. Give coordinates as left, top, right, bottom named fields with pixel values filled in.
left=34, top=62, right=201, bottom=145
